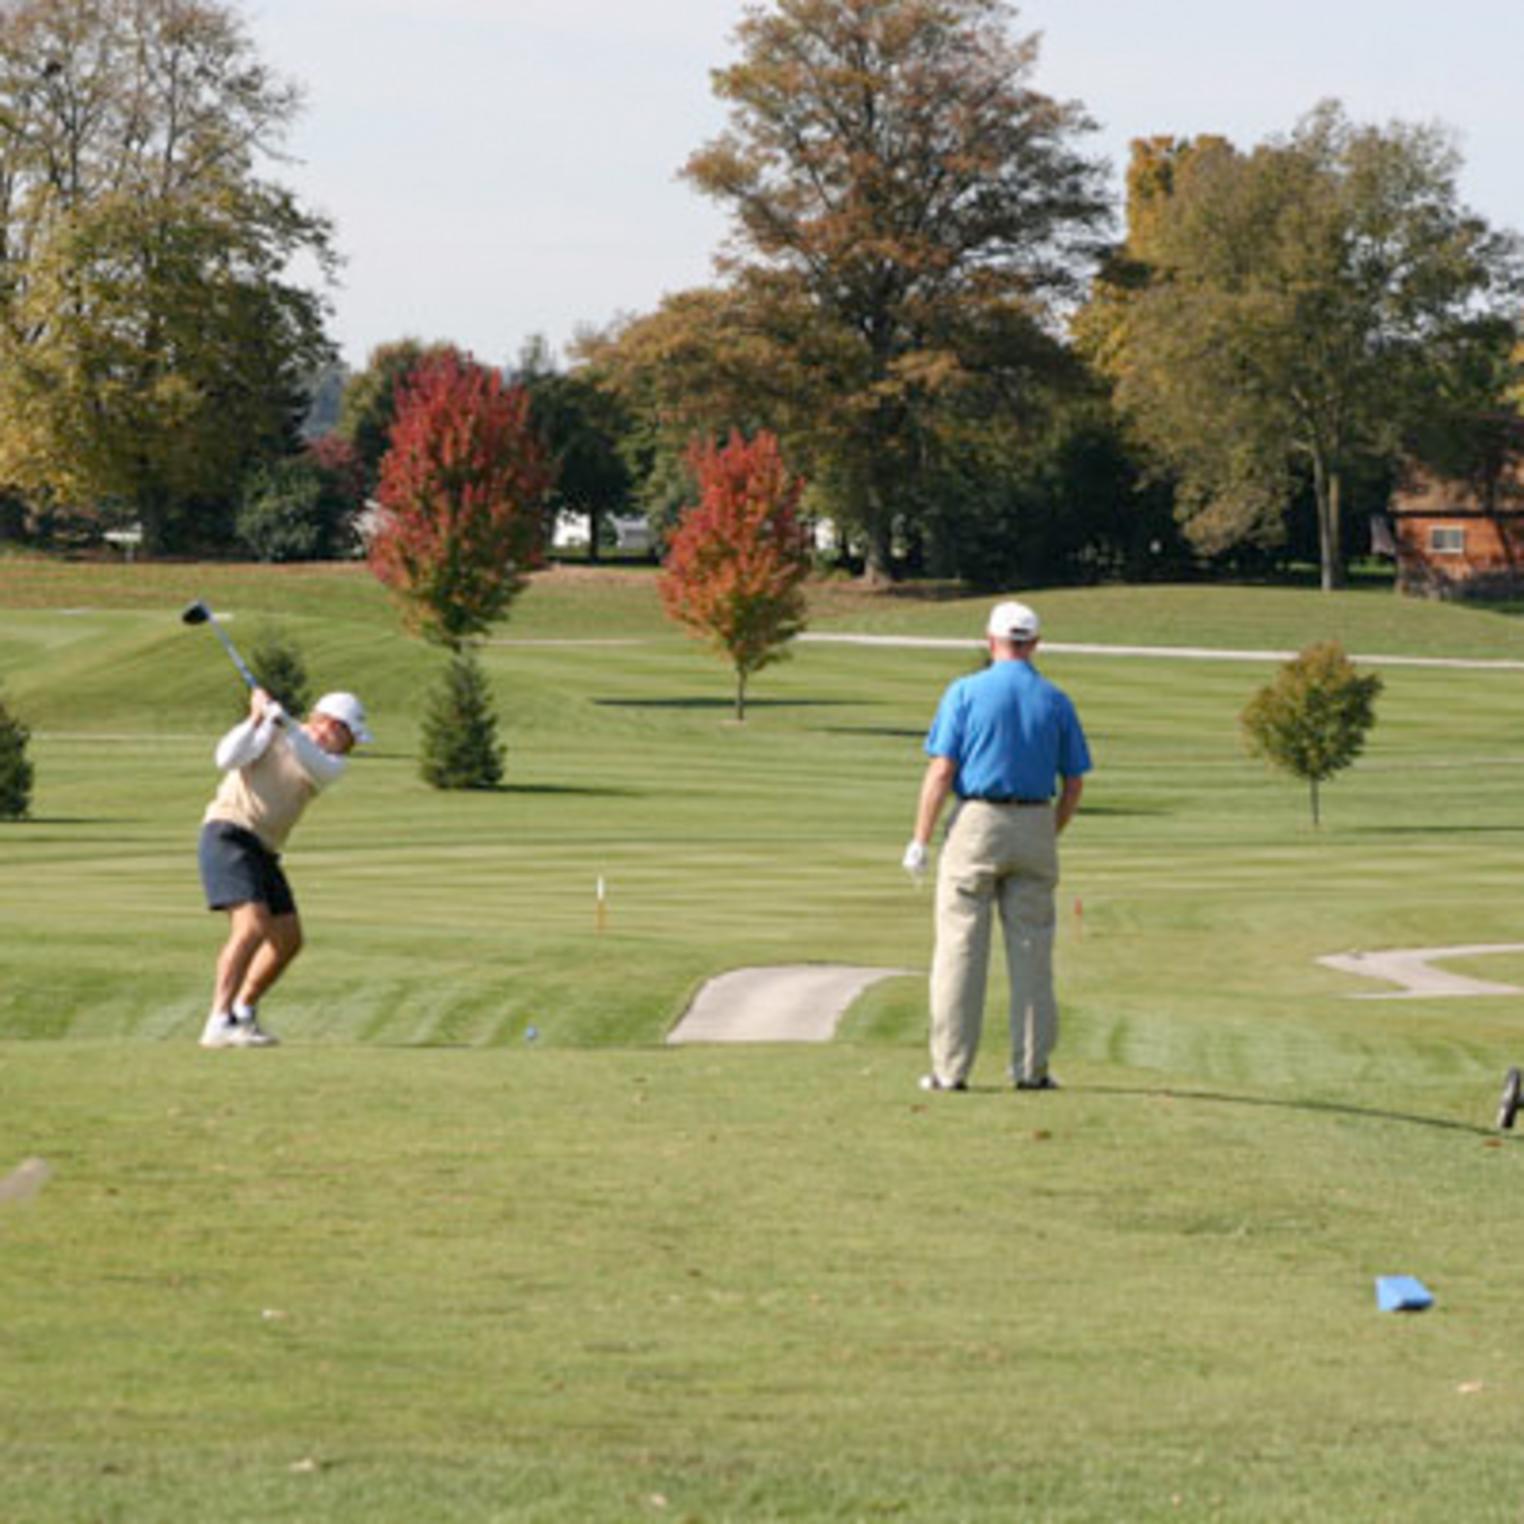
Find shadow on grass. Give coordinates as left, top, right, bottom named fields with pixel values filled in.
left=1074, top=804, right=1172, bottom=818
left=5, top=817, right=133, bottom=827
left=432, top=783, right=643, bottom=798
left=1080, top=1083, right=1498, bottom=1138
left=594, top=697, right=867, bottom=711
left=1348, top=824, right=1524, bottom=836
left=816, top=725, right=923, bottom=740
left=508, top=783, right=642, bottom=798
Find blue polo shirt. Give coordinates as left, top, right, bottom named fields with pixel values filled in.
left=925, top=659, right=1091, bottom=800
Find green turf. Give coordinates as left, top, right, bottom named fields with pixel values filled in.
left=3, top=560, right=1524, bottom=1520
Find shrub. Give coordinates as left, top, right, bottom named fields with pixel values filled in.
left=235, top=626, right=312, bottom=720
left=0, top=692, right=33, bottom=819
left=419, top=650, right=504, bottom=790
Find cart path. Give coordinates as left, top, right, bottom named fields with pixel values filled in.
left=799, top=633, right=1524, bottom=671
left=489, top=631, right=1524, bottom=671
left=668, top=964, right=916, bottom=1044
left=670, top=944, right=1524, bottom=1041
left=1319, top=944, right=1524, bottom=998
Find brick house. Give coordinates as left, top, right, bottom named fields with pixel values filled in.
left=1386, top=434, right=1524, bottom=598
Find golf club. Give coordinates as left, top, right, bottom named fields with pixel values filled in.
left=1497, top=1067, right=1521, bottom=1131
left=181, top=599, right=259, bottom=691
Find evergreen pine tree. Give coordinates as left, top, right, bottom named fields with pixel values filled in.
left=0, top=692, right=34, bottom=819
left=419, top=649, right=504, bottom=789
left=236, top=625, right=313, bottom=719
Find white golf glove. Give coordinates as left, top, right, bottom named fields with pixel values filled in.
left=901, top=840, right=929, bottom=883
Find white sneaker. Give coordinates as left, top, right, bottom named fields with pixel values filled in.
left=199, top=1012, right=238, bottom=1049
left=228, top=1014, right=279, bottom=1048
left=918, top=1073, right=967, bottom=1092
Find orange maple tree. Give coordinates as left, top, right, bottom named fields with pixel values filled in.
left=660, top=430, right=810, bottom=720
left=369, top=350, right=555, bottom=648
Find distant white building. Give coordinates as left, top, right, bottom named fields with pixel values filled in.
left=552, top=511, right=654, bottom=555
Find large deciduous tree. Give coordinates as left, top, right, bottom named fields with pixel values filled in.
left=337, top=338, right=458, bottom=492
left=591, top=0, right=1109, bottom=582
left=513, top=336, right=633, bottom=561
left=237, top=434, right=366, bottom=563
left=1084, top=106, right=1523, bottom=591
left=369, top=350, right=555, bottom=649
left=660, top=429, right=811, bottom=720
left=0, top=0, right=336, bottom=552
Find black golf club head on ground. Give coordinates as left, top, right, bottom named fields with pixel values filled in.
left=180, top=599, right=211, bottom=626
left=1498, top=1067, right=1521, bottom=1131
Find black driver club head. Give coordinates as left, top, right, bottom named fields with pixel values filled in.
left=180, top=599, right=211, bottom=626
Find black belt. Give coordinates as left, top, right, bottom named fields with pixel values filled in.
left=962, top=795, right=1049, bottom=806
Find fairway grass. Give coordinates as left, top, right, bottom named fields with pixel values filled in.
left=4, top=1045, right=1524, bottom=1523
left=5, top=562, right=1524, bottom=1518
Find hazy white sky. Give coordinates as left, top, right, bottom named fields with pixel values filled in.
left=244, top=0, right=1524, bottom=370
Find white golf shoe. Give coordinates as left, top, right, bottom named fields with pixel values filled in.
left=199, top=1012, right=238, bottom=1049
left=228, top=1012, right=279, bottom=1048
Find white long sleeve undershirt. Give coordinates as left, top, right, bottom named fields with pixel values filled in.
left=214, top=713, right=346, bottom=788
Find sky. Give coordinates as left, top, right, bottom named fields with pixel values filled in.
left=244, top=0, right=1524, bottom=371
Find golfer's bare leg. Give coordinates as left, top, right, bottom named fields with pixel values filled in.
left=237, top=912, right=303, bottom=1008
left=212, top=902, right=277, bottom=1015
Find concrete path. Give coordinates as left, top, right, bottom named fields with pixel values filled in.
left=1318, top=945, right=1524, bottom=999
left=484, top=631, right=1524, bottom=673
left=798, top=633, right=1524, bottom=672
left=668, top=964, right=915, bottom=1044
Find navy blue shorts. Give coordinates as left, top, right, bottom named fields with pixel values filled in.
left=198, top=821, right=297, bottom=916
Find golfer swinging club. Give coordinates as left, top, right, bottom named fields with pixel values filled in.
left=903, top=600, right=1091, bottom=1092
left=197, top=686, right=371, bottom=1048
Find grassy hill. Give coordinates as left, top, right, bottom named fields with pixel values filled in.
left=3, top=559, right=1524, bottom=1520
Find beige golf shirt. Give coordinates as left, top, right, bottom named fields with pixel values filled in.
left=204, top=715, right=344, bottom=851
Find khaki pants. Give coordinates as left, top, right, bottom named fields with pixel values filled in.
left=929, top=800, right=1059, bottom=1086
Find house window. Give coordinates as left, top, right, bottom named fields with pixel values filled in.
left=1428, top=526, right=1466, bottom=555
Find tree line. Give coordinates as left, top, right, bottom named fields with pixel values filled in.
left=2, top=0, right=1520, bottom=592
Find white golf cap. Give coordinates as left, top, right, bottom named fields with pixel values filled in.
left=986, top=600, right=1040, bottom=641
left=313, top=691, right=372, bottom=744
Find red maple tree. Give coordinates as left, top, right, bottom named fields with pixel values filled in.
left=660, top=430, right=811, bottom=720
left=369, top=351, right=555, bottom=648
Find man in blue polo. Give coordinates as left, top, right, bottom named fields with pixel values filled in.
left=903, top=600, right=1092, bottom=1093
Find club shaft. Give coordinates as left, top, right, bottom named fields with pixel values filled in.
left=206, top=614, right=258, bottom=690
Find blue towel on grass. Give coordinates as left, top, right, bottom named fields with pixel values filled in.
left=1375, top=1275, right=1433, bottom=1312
